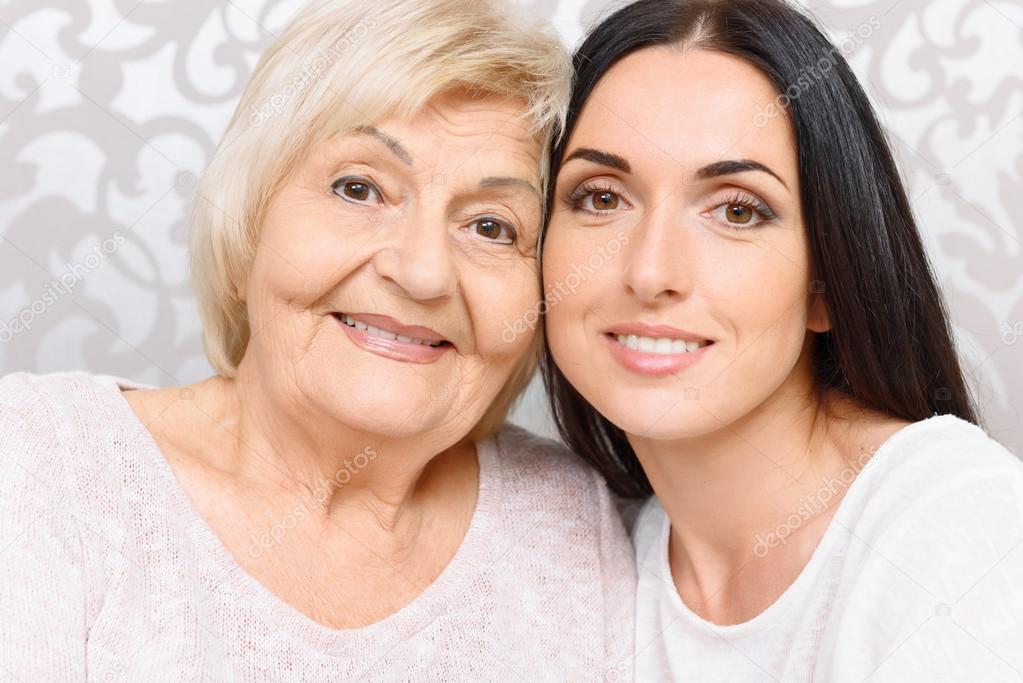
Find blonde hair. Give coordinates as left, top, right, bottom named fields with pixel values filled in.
left=189, top=0, right=570, bottom=437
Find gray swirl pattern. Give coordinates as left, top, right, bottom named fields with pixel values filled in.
left=0, top=0, right=1020, bottom=454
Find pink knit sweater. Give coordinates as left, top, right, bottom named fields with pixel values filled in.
left=0, top=371, right=635, bottom=681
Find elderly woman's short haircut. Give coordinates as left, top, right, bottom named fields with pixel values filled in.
left=189, top=0, right=570, bottom=436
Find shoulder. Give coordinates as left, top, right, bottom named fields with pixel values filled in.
left=488, top=422, right=614, bottom=509
left=0, top=372, right=115, bottom=529
left=0, top=370, right=136, bottom=440
left=0, top=370, right=141, bottom=493
left=0, top=370, right=99, bottom=441
left=849, top=414, right=1023, bottom=534
left=485, top=422, right=635, bottom=554
left=822, top=415, right=1023, bottom=677
left=478, top=424, right=637, bottom=668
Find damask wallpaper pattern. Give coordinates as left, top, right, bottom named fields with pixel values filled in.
left=0, top=0, right=1020, bottom=453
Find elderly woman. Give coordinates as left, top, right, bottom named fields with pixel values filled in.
left=0, top=0, right=635, bottom=679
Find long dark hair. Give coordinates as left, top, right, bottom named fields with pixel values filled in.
left=540, top=0, right=979, bottom=498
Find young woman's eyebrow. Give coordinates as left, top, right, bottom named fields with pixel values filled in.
left=562, top=148, right=632, bottom=173
left=695, top=159, right=788, bottom=190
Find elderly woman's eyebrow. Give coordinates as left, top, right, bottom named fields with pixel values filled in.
left=351, top=125, right=414, bottom=166
left=479, top=176, right=540, bottom=198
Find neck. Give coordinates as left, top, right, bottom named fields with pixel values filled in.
left=630, top=358, right=878, bottom=622
left=193, top=353, right=477, bottom=533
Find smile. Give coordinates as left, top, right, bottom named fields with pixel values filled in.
left=337, top=313, right=446, bottom=347
left=603, top=324, right=714, bottom=378
left=614, top=334, right=710, bottom=356
left=332, top=312, right=453, bottom=364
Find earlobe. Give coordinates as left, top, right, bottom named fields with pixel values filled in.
left=808, top=291, right=831, bottom=333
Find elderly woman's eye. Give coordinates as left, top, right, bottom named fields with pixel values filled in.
left=470, top=217, right=516, bottom=245
left=332, top=177, right=381, bottom=204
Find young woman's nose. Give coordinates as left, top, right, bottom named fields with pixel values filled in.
left=621, top=204, right=696, bottom=304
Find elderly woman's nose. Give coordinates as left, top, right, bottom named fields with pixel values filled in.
left=373, top=215, right=457, bottom=300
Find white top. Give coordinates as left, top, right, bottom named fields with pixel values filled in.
left=633, top=414, right=1023, bottom=682
left=0, top=371, right=636, bottom=681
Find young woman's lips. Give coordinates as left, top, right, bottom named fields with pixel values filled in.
left=333, top=312, right=453, bottom=364
left=603, top=330, right=713, bottom=378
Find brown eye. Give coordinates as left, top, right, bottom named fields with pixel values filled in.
left=725, top=203, right=754, bottom=224
left=332, top=177, right=379, bottom=204
left=344, top=182, right=369, bottom=200
left=472, top=218, right=514, bottom=244
left=592, top=191, right=620, bottom=211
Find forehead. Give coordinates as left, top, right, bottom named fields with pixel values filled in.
left=372, top=92, right=542, bottom=174
left=572, top=47, right=797, bottom=179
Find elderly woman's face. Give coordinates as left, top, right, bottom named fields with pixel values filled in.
left=244, top=92, right=543, bottom=441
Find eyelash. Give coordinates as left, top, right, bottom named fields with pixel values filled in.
left=331, top=176, right=518, bottom=245
left=332, top=175, right=383, bottom=205
left=564, top=181, right=626, bottom=214
left=709, top=191, right=777, bottom=229
left=563, top=180, right=777, bottom=230
left=466, top=216, right=518, bottom=245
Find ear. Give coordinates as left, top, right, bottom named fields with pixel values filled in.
left=807, top=279, right=830, bottom=333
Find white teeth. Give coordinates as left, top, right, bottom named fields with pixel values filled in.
left=616, top=334, right=708, bottom=356
left=338, top=314, right=443, bottom=347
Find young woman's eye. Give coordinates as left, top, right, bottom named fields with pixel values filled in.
left=709, top=194, right=777, bottom=229
left=566, top=182, right=627, bottom=214
left=332, top=177, right=381, bottom=205
left=469, top=217, right=516, bottom=245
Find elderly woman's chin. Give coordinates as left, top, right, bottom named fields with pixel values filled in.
left=244, top=315, right=533, bottom=443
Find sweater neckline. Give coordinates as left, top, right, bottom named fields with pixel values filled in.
left=94, top=372, right=503, bottom=658
left=649, top=413, right=966, bottom=640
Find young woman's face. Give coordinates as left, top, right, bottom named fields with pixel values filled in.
left=544, top=47, right=828, bottom=440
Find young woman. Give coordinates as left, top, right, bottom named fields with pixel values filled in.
left=541, top=0, right=1023, bottom=679
left=0, top=1, right=636, bottom=679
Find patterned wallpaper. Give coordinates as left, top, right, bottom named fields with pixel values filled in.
left=1, top=0, right=1021, bottom=453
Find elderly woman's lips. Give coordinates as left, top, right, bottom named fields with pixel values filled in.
left=335, top=312, right=448, bottom=344
left=332, top=312, right=452, bottom=364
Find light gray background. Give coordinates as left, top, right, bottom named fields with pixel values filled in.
left=1, top=0, right=1021, bottom=452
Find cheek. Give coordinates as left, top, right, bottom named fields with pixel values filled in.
left=256, top=199, right=371, bottom=305
left=704, top=241, right=811, bottom=356
left=541, top=231, right=592, bottom=338
left=464, top=261, right=541, bottom=363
